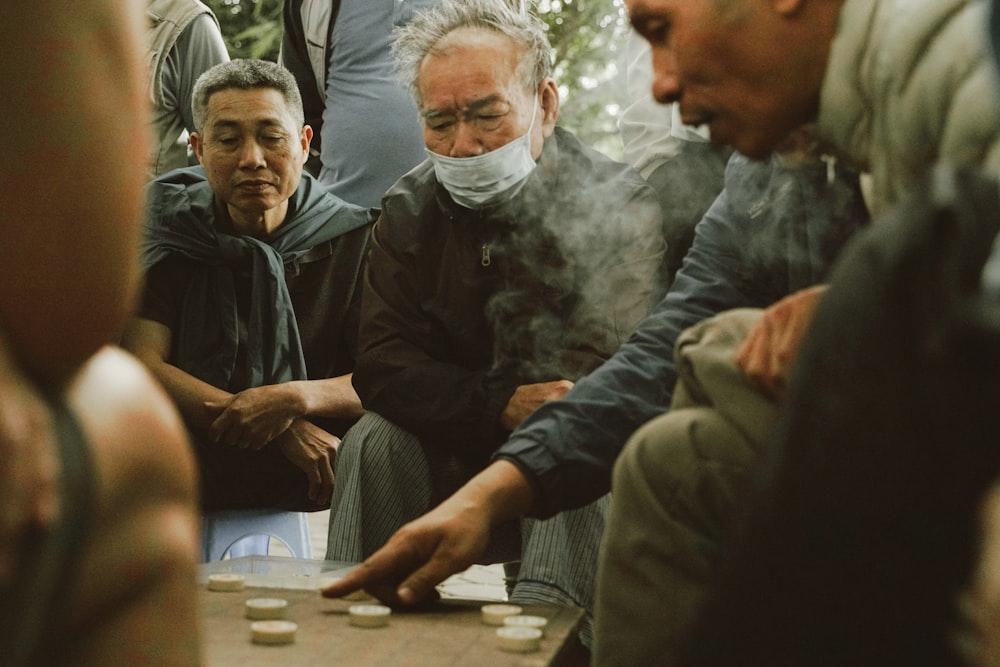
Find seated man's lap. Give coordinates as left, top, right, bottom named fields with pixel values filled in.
left=327, top=412, right=435, bottom=560
left=327, top=412, right=605, bottom=583
left=195, top=436, right=318, bottom=512
left=327, top=412, right=523, bottom=562
left=594, top=307, right=781, bottom=665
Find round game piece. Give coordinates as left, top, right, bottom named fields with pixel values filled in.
left=207, top=573, right=245, bottom=592
left=245, top=598, right=289, bottom=620
left=496, top=626, right=542, bottom=653
left=251, top=620, right=298, bottom=645
left=480, top=603, right=523, bottom=626
left=503, top=614, right=548, bottom=637
left=348, top=604, right=392, bottom=628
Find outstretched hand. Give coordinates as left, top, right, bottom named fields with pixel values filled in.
left=736, top=284, right=827, bottom=400
left=322, top=460, right=536, bottom=605
left=322, top=494, right=492, bottom=605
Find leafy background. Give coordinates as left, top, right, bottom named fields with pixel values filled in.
left=201, top=0, right=632, bottom=159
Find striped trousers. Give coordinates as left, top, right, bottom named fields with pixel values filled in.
left=326, top=411, right=607, bottom=647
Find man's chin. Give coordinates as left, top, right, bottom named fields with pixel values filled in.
left=231, top=194, right=279, bottom=211
left=720, top=132, right=781, bottom=161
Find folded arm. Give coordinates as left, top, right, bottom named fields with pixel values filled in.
left=121, top=317, right=351, bottom=504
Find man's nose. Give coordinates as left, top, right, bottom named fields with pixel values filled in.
left=650, top=48, right=682, bottom=105
left=238, top=140, right=266, bottom=168
left=449, top=120, right=485, bottom=158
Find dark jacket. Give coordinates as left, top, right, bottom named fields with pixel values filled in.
left=142, top=167, right=376, bottom=443
left=498, top=151, right=870, bottom=517
left=354, top=127, right=666, bottom=464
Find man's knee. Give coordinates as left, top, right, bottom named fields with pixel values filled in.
left=613, top=407, right=761, bottom=525
left=614, top=409, right=712, bottom=501
left=340, top=411, right=423, bottom=471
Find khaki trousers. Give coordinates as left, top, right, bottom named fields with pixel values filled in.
left=593, top=308, right=779, bottom=666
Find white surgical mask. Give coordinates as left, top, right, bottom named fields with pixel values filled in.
left=427, top=97, right=539, bottom=209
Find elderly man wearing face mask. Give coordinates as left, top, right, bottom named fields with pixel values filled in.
left=323, top=0, right=665, bottom=648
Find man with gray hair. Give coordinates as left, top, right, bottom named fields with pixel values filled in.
left=321, top=0, right=665, bottom=648
left=122, top=59, right=376, bottom=513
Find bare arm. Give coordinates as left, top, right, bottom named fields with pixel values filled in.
left=204, top=374, right=363, bottom=449
left=121, top=317, right=363, bottom=443
left=121, top=317, right=342, bottom=505
left=119, top=318, right=231, bottom=431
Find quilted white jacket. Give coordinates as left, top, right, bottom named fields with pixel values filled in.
left=818, top=0, right=1000, bottom=215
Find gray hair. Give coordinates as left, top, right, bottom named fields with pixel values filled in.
left=191, top=59, right=304, bottom=132
left=392, top=0, right=553, bottom=107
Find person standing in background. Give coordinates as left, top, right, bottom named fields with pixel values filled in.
left=280, top=0, right=434, bottom=208
left=619, top=30, right=729, bottom=288
left=146, top=0, right=230, bottom=177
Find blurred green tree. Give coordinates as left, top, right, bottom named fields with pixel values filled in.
left=202, top=0, right=630, bottom=158
left=203, top=0, right=283, bottom=60
left=539, top=0, right=630, bottom=158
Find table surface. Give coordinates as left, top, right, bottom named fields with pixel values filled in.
left=198, top=558, right=583, bottom=666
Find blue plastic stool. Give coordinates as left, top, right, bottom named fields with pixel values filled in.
left=201, top=509, right=312, bottom=562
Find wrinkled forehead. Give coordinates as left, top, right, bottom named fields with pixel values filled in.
left=204, top=87, right=296, bottom=126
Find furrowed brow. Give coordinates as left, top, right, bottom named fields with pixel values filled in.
left=423, top=95, right=507, bottom=121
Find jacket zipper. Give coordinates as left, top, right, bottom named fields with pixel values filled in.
left=481, top=243, right=491, bottom=267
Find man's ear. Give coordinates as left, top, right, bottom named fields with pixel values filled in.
left=539, top=78, right=559, bottom=138
left=300, top=125, right=314, bottom=162
left=189, top=132, right=204, bottom=164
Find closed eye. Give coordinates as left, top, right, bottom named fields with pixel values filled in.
left=631, top=16, right=671, bottom=47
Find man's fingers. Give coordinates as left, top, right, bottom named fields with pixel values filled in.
left=318, top=458, right=334, bottom=506
left=209, top=412, right=249, bottom=448
left=306, top=464, right=322, bottom=503
left=204, top=401, right=231, bottom=440
left=397, top=558, right=460, bottom=605
left=735, top=327, right=756, bottom=372
left=321, top=567, right=370, bottom=599
left=207, top=411, right=227, bottom=443
left=737, top=322, right=768, bottom=380
left=321, top=546, right=410, bottom=600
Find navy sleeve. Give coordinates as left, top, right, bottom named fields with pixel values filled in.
left=497, top=179, right=759, bottom=517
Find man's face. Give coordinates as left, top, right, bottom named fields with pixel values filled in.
left=626, top=0, right=824, bottom=159
left=191, top=87, right=309, bottom=226
left=417, top=27, right=553, bottom=159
